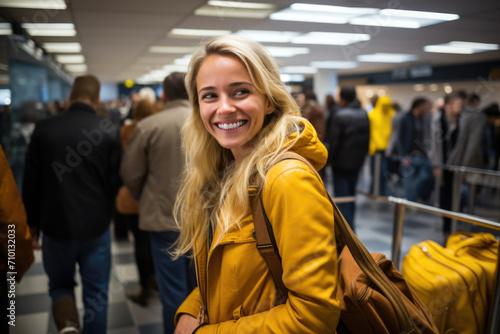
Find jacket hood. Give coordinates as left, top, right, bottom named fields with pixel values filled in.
left=288, top=119, right=328, bottom=171
left=372, top=96, right=395, bottom=115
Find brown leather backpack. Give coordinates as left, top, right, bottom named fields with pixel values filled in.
left=251, top=152, right=438, bottom=334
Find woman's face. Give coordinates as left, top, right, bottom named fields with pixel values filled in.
left=196, top=54, right=274, bottom=161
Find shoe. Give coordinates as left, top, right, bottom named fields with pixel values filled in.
left=127, top=288, right=150, bottom=307
left=149, top=275, right=159, bottom=292
left=52, top=296, right=81, bottom=333
left=59, top=321, right=81, bottom=334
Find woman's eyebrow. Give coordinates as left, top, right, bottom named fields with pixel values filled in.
left=198, top=81, right=253, bottom=95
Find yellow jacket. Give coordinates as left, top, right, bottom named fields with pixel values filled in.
left=175, top=120, right=340, bottom=333
left=368, top=96, right=395, bottom=155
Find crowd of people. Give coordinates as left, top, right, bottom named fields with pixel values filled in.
left=1, top=35, right=500, bottom=334
left=296, top=86, right=500, bottom=234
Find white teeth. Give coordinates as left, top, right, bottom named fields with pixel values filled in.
left=217, top=121, right=245, bottom=130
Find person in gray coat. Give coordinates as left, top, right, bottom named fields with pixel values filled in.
left=120, top=72, right=196, bottom=334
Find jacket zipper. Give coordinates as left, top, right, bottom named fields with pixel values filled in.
left=202, top=239, right=236, bottom=322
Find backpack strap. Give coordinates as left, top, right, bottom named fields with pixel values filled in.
left=252, top=194, right=288, bottom=303
left=251, top=151, right=416, bottom=333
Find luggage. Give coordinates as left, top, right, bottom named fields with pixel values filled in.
left=402, top=231, right=499, bottom=334
left=252, top=151, right=439, bottom=334
left=446, top=231, right=498, bottom=305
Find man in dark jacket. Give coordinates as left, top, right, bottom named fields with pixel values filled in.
left=22, top=75, right=122, bottom=334
left=397, top=97, right=435, bottom=203
left=327, top=86, right=369, bottom=231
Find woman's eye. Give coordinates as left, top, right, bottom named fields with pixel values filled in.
left=235, top=89, right=249, bottom=96
left=201, top=93, right=216, bottom=100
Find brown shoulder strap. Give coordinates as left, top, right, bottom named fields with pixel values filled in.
left=252, top=195, right=288, bottom=303
left=252, top=151, right=416, bottom=332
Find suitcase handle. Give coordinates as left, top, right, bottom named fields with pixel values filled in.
left=452, top=235, right=497, bottom=256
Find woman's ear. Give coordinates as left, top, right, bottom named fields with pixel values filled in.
left=265, top=99, right=274, bottom=115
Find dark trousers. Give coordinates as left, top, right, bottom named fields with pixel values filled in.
left=42, top=229, right=111, bottom=334
left=150, top=231, right=197, bottom=334
left=333, top=171, right=359, bottom=232
left=125, top=214, right=155, bottom=289
left=440, top=170, right=454, bottom=234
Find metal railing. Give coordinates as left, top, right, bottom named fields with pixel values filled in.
left=386, top=196, right=500, bottom=334
left=333, top=158, right=500, bottom=333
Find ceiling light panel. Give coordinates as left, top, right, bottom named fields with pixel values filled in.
left=65, top=64, right=87, bottom=72
left=208, top=1, right=275, bottom=9
left=357, top=53, right=417, bottom=63
left=173, top=55, right=193, bottom=65
left=22, top=23, right=76, bottom=36
left=0, top=0, right=66, bottom=9
left=43, top=42, right=82, bottom=53
left=281, top=66, right=317, bottom=74
left=196, top=1, right=276, bottom=19
left=234, top=30, right=300, bottom=43
left=270, top=3, right=377, bottom=24
left=424, top=41, right=499, bottom=54
left=0, top=23, right=12, bottom=35
left=264, top=46, right=310, bottom=57
left=350, top=9, right=459, bottom=29
left=162, top=64, right=189, bottom=72
left=280, top=74, right=305, bottom=82
left=292, top=32, right=370, bottom=46
left=169, top=28, right=231, bottom=37
left=149, top=46, right=197, bottom=54
left=311, top=61, right=358, bottom=69
left=55, top=55, right=85, bottom=64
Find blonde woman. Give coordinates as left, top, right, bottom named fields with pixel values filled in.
left=173, top=35, right=340, bottom=334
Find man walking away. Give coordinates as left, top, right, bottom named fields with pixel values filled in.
left=120, top=72, right=196, bottom=334
left=23, top=75, right=122, bottom=334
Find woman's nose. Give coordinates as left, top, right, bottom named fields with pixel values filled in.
left=217, top=95, right=236, bottom=115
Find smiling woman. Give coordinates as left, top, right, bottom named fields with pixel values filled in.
left=196, top=54, right=274, bottom=160
left=172, top=35, right=340, bottom=334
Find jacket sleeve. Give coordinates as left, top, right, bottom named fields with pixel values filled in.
left=1, top=146, right=34, bottom=280
left=22, top=125, right=42, bottom=229
left=175, top=287, right=203, bottom=324
left=108, top=129, right=123, bottom=200
left=428, top=113, right=443, bottom=167
left=397, top=114, right=411, bottom=157
left=119, top=126, right=147, bottom=200
left=196, top=161, right=341, bottom=333
left=327, top=114, right=342, bottom=165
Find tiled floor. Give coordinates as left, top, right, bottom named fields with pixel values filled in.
left=12, top=239, right=163, bottom=334
left=11, top=164, right=500, bottom=333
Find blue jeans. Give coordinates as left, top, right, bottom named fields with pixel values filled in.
left=333, top=172, right=359, bottom=232
left=150, top=231, right=197, bottom=334
left=42, top=228, right=111, bottom=334
left=400, top=155, right=435, bottom=202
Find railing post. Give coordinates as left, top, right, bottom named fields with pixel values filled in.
left=373, top=152, right=381, bottom=197
left=391, top=200, right=406, bottom=270
left=467, top=182, right=476, bottom=215
left=488, top=239, right=500, bottom=334
left=451, top=169, right=464, bottom=231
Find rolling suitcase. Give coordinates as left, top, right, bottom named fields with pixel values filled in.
left=402, top=238, right=490, bottom=334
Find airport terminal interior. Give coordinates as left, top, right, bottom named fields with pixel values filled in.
left=1, top=0, right=500, bottom=333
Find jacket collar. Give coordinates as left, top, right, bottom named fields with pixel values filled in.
left=162, top=99, right=190, bottom=112
left=67, top=102, right=96, bottom=114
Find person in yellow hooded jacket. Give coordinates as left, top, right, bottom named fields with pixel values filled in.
left=368, top=95, right=395, bottom=196
left=172, top=35, right=340, bottom=334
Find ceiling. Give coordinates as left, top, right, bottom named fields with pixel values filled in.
left=1, top=0, right=500, bottom=83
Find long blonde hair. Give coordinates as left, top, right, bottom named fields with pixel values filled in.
left=173, top=35, right=303, bottom=256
